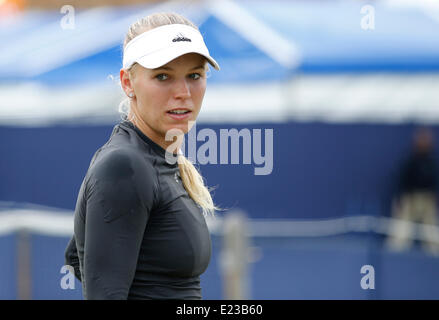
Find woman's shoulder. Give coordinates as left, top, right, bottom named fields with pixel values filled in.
left=89, top=145, right=157, bottom=181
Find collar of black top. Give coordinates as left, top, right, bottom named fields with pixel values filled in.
left=120, top=118, right=181, bottom=162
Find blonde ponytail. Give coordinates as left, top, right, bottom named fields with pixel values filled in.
left=178, top=155, right=218, bottom=217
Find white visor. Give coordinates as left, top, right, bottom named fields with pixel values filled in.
left=122, top=24, right=220, bottom=71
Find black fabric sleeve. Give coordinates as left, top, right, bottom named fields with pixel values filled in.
left=82, top=149, right=157, bottom=300
left=64, top=236, right=82, bottom=281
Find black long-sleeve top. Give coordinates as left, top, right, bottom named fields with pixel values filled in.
left=64, top=119, right=212, bottom=300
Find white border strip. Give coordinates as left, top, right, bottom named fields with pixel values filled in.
left=0, top=210, right=74, bottom=237
left=2, top=74, right=439, bottom=126
left=1, top=208, right=438, bottom=244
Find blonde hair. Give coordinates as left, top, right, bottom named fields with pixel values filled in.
left=122, top=12, right=218, bottom=217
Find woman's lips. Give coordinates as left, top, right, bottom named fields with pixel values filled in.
left=166, top=110, right=192, bottom=120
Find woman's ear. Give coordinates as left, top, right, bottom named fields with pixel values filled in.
left=120, top=68, right=134, bottom=97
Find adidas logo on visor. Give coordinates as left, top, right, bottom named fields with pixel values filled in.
left=172, top=33, right=191, bottom=42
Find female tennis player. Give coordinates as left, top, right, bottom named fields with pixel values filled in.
left=64, top=12, right=220, bottom=300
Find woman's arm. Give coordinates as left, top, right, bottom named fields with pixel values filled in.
left=82, top=150, right=157, bottom=299
left=64, top=236, right=82, bottom=281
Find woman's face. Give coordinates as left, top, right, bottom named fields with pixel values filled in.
left=123, top=53, right=207, bottom=149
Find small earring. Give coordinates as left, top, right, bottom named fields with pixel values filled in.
left=128, top=92, right=134, bottom=98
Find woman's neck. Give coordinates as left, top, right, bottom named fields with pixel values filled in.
left=128, top=109, right=182, bottom=154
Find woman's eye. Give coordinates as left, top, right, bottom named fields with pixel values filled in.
left=155, top=74, right=168, bottom=81
left=189, top=73, right=201, bottom=80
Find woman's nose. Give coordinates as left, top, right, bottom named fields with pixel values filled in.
left=174, top=78, right=191, bottom=99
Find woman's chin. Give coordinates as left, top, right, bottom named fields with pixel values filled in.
left=164, top=124, right=190, bottom=136
left=167, top=120, right=195, bottom=133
